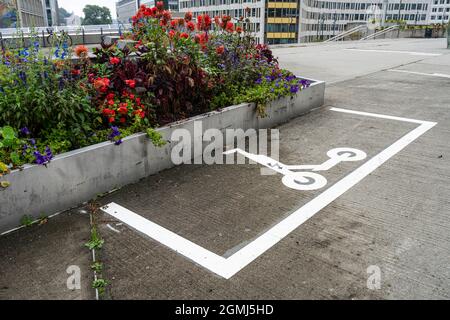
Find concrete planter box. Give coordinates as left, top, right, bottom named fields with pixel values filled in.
left=0, top=78, right=325, bottom=233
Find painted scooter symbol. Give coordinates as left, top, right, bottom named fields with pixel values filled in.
left=223, top=147, right=367, bottom=191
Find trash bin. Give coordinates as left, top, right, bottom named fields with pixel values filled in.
left=425, top=28, right=432, bottom=38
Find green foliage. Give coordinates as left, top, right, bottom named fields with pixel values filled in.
left=82, top=5, right=112, bottom=25
left=91, top=261, right=103, bottom=273
left=85, top=227, right=104, bottom=250
left=146, top=128, right=166, bottom=147
left=0, top=126, right=23, bottom=166
left=92, top=278, right=108, bottom=296
left=20, top=215, right=34, bottom=227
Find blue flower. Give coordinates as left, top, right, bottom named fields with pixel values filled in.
left=18, top=71, right=27, bottom=84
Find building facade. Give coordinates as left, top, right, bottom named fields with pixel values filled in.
left=15, top=0, right=47, bottom=27
left=300, top=0, right=432, bottom=42
left=116, top=0, right=179, bottom=23
left=179, top=0, right=445, bottom=44
left=430, top=0, right=450, bottom=23
left=0, top=0, right=59, bottom=27
left=43, top=0, right=59, bottom=26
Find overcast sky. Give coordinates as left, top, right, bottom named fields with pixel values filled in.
left=58, top=0, right=117, bottom=18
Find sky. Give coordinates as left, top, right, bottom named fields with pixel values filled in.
left=58, top=0, right=117, bottom=18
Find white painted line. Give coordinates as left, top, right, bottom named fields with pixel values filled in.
left=102, top=108, right=437, bottom=279
left=102, top=202, right=229, bottom=278
left=388, top=69, right=450, bottom=79
left=344, top=48, right=441, bottom=56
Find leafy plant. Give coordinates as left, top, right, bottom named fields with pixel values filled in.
left=91, top=261, right=103, bottom=273
left=20, top=215, right=34, bottom=227
left=146, top=128, right=166, bottom=147
left=92, top=278, right=108, bottom=296
left=85, top=227, right=104, bottom=250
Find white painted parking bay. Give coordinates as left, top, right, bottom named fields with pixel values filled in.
left=101, top=107, right=436, bottom=279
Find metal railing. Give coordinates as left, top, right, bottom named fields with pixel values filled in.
left=360, top=25, right=399, bottom=41
left=323, top=24, right=366, bottom=43
left=0, top=24, right=132, bottom=39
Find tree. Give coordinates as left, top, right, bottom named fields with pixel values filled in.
left=58, top=7, right=72, bottom=26
left=82, top=5, right=112, bottom=25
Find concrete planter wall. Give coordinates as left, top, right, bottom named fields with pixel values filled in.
left=0, top=78, right=325, bottom=233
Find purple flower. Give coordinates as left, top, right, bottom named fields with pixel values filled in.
left=290, top=85, right=299, bottom=94
left=300, top=79, right=311, bottom=88
left=33, top=146, right=53, bottom=165
left=20, top=127, right=31, bottom=136
left=45, top=146, right=53, bottom=159
left=108, top=126, right=122, bottom=145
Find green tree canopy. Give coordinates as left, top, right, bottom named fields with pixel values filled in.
left=82, top=5, right=112, bottom=25
left=58, top=7, right=72, bottom=26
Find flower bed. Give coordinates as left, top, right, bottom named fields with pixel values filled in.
left=0, top=80, right=324, bottom=233
left=0, top=3, right=326, bottom=231
left=0, top=3, right=312, bottom=178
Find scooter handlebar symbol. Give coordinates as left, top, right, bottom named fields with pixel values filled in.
left=224, top=147, right=367, bottom=191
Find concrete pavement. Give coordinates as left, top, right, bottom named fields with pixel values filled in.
left=1, top=38, right=449, bottom=299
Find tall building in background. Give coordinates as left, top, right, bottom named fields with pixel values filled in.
left=43, top=0, right=59, bottom=26
left=179, top=0, right=442, bottom=44
left=179, top=0, right=300, bottom=45
left=299, top=0, right=432, bottom=43
left=0, top=0, right=19, bottom=28
left=430, top=0, right=450, bottom=23
left=116, top=0, right=179, bottom=24
left=0, top=0, right=54, bottom=27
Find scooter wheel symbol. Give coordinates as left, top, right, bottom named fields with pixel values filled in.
left=282, top=172, right=328, bottom=191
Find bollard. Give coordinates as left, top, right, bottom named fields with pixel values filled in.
left=42, top=30, right=46, bottom=47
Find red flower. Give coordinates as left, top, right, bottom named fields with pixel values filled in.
left=186, top=21, right=195, bottom=31
left=102, top=108, right=114, bottom=116
left=225, top=21, right=234, bottom=32
left=107, top=99, right=115, bottom=106
left=109, top=57, right=121, bottom=65
left=185, top=11, right=193, bottom=22
left=169, top=29, right=176, bottom=38
left=216, top=45, right=224, bottom=55
left=197, top=14, right=211, bottom=31
left=170, top=19, right=177, bottom=28
left=74, top=45, right=88, bottom=58
left=129, top=94, right=135, bottom=100
left=180, top=32, right=189, bottom=39
left=125, top=79, right=136, bottom=88
left=106, top=93, right=115, bottom=100
left=162, top=10, right=171, bottom=21
left=118, top=105, right=128, bottom=115
left=71, top=69, right=81, bottom=76
left=156, top=1, right=164, bottom=10
left=94, top=77, right=110, bottom=91
left=120, top=117, right=126, bottom=123
left=236, top=26, right=243, bottom=33
left=109, top=117, right=115, bottom=123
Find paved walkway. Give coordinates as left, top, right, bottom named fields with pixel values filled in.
left=1, top=38, right=449, bottom=299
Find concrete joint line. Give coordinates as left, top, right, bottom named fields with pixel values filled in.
left=102, top=107, right=437, bottom=279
